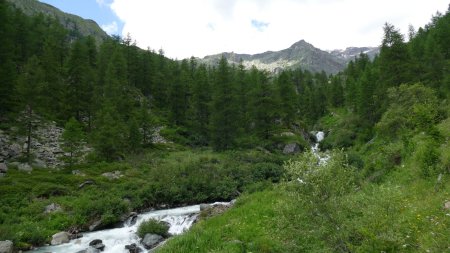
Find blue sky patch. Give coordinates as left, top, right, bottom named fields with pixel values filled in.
left=39, top=0, right=123, bottom=35
left=251, top=19, right=269, bottom=32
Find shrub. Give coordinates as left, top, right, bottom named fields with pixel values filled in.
left=137, top=218, right=170, bottom=238
left=415, top=140, right=440, bottom=177
left=252, top=162, right=284, bottom=182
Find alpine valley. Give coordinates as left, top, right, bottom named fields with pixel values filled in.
left=0, top=0, right=449, bottom=253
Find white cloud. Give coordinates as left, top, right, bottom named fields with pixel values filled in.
left=101, top=21, right=119, bottom=35
left=110, top=0, right=449, bottom=59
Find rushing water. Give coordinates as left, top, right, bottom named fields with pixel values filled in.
left=28, top=202, right=229, bottom=253
left=311, top=131, right=329, bottom=164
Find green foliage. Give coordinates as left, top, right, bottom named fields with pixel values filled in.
left=210, top=56, right=238, bottom=150
left=137, top=219, right=170, bottom=238
left=60, top=117, right=85, bottom=167
left=376, top=83, right=439, bottom=139
left=0, top=149, right=286, bottom=248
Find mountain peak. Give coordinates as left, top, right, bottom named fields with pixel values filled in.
left=290, top=39, right=310, bottom=48
left=201, top=40, right=379, bottom=74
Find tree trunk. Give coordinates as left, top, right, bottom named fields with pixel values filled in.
left=26, top=104, right=32, bottom=162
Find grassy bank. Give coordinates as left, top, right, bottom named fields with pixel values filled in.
left=158, top=129, right=450, bottom=252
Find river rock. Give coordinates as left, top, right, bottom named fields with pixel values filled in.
left=0, top=240, right=13, bottom=253
left=17, top=163, right=32, bottom=172
left=89, top=220, right=102, bottom=231
left=199, top=204, right=211, bottom=211
left=283, top=143, right=300, bottom=154
left=124, top=212, right=138, bottom=226
left=44, top=203, right=62, bottom=214
left=200, top=204, right=230, bottom=219
left=85, top=247, right=100, bottom=253
left=141, top=234, right=163, bottom=249
left=51, top=231, right=70, bottom=245
left=89, top=239, right=105, bottom=251
left=125, top=243, right=142, bottom=253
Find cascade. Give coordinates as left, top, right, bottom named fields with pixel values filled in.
left=28, top=202, right=229, bottom=253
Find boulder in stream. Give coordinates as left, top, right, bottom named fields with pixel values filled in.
left=51, top=231, right=70, bottom=245
left=199, top=204, right=211, bottom=211
left=89, top=239, right=105, bottom=251
left=141, top=234, right=164, bottom=249
left=125, top=243, right=142, bottom=253
left=0, top=240, right=13, bottom=253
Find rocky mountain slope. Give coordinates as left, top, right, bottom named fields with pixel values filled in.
left=7, top=0, right=108, bottom=43
left=201, top=40, right=379, bottom=74
left=329, top=46, right=379, bottom=63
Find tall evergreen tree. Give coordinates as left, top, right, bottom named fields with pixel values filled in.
left=0, top=0, right=16, bottom=116
left=60, top=117, right=85, bottom=167
left=248, top=67, right=276, bottom=140
left=276, top=71, right=297, bottom=126
left=16, top=56, right=45, bottom=161
left=190, top=64, right=211, bottom=145
left=210, top=56, right=238, bottom=150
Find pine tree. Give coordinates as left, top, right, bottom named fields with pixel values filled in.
left=138, top=100, right=154, bottom=146
left=276, top=71, right=297, bottom=126
left=128, top=117, right=141, bottom=153
left=379, top=23, right=411, bottom=88
left=0, top=0, right=17, bottom=116
left=16, top=56, right=45, bottom=161
left=248, top=67, right=276, bottom=140
left=60, top=117, right=85, bottom=167
left=66, top=39, right=89, bottom=120
left=168, top=60, right=190, bottom=126
left=210, top=56, right=237, bottom=150
left=92, top=102, right=126, bottom=161
left=190, top=64, right=211, bottom=145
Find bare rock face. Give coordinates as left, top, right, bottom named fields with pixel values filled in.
left=51, top=231, right=71, bottom=245
left=0, top=117, right=91, bottom=169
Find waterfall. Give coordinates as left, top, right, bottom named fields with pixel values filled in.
left=311, top=131, right=329, bottom=164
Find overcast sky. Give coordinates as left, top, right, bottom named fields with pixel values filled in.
left=41, top=0, right=448, bottom=59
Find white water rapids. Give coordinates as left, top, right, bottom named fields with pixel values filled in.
left=28, top=202, right=228, bottom=253
left=311, top=131, right=329, bottom=164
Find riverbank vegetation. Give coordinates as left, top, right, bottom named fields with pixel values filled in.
left=1, top=0, right=450, bottom=251
left=0, top=148, right=286, bottom=248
